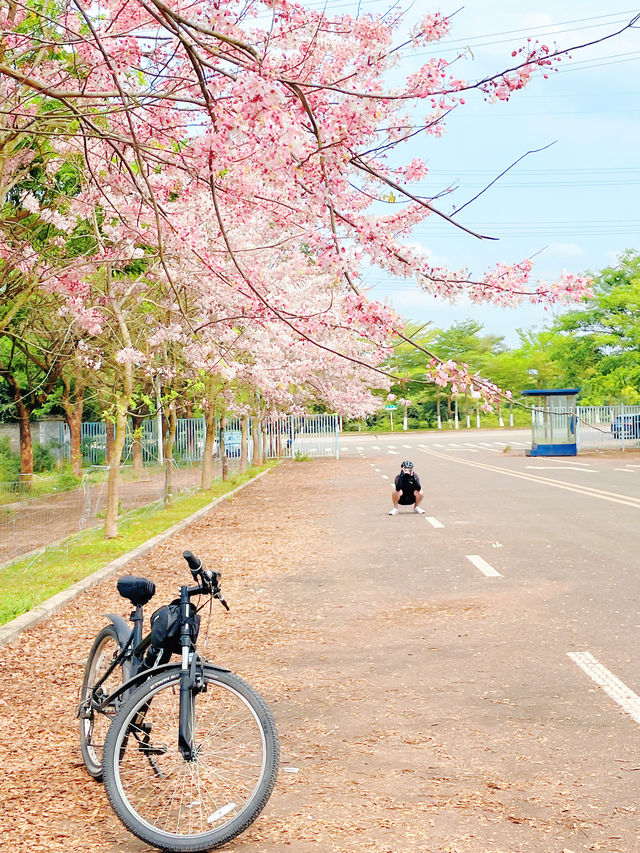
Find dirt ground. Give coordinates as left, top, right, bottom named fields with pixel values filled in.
left=2, top=459, right=640, bottom=853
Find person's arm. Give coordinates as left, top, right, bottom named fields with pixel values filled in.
left=394, top=474, right=402, bottom=490
left=414, top=474, right=422, bottom=491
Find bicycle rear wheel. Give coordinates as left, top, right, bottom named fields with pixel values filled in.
left=79, top=625, right=124, bottom=780
left=102, top=666, right=279, bottom=852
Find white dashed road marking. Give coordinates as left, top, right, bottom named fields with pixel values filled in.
left=426, top=516, right=444, bottom=528
left=381, top=474, right=389, bottom=479
left=465, top=555, right=502, bottom=578
left=568, top=651, right=640, bottom=726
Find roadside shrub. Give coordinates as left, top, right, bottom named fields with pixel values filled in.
left=33, top=442, right=57, bottom=473
left=0, top=437, right=20, bottom=484
left=54, top=465, right=81, bottom=492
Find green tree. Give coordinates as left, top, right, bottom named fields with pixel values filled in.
left=552, top=251, right=640, bottom=404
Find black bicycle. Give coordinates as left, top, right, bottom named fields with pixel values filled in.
left=78, top=551, right=279, bottom=851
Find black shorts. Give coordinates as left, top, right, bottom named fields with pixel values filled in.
left=398, top=493, right=416, bottom=506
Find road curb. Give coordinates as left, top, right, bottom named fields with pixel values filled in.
left=0, top=466, right=275, bottom=649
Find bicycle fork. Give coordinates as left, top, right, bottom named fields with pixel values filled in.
left=178, top=586, right=205, bottom=762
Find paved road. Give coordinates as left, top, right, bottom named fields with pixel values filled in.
left=342, top=427, right=640, bottom=687
left=331, top=428, right=640, bottom=848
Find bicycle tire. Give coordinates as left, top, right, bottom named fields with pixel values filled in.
left=102, top=666, right=279, bottom=851
left=79, top=624, right=124, bottom=780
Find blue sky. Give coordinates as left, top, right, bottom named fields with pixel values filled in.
left=316, top=1, right=640, bottom=345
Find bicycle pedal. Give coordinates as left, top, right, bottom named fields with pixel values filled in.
left=140, top=744, right=168, bottom=756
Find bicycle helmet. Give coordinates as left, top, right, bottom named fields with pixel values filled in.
left=401, top=460, right=414, bottom=470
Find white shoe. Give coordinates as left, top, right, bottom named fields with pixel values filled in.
left=414, top=506, right=425, bottom=514
left=388, top=507, right=398, bottom=515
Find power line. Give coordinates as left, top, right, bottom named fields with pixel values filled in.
left=423, top=167, right=640, bottom=174
left=427, top=9, right=639, bottom=45
left=414, top=16, right=637, bottom=57
left=557, top=54, right=640, bottom=73
left=435, top=180, right=640, bottom=188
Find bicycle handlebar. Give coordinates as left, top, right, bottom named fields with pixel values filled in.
left=183, top=550, right=201, bottom=574
left=183, top=550, right=229, bottom=610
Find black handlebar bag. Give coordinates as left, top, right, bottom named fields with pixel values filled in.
left=150, top=600, right=201, bottom=656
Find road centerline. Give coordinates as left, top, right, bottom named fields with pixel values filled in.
left=417, top=446, right=640, bottom=510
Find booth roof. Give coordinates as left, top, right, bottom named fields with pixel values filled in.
left=521, top=388, right=580, bottom=397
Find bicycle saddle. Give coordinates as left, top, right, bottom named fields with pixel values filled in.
left=117, top=576, right=156, bottom=606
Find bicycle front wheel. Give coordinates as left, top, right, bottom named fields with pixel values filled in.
left=79, top=624, right=124, bottom=780
left=102, top=667, right=279, bottom=852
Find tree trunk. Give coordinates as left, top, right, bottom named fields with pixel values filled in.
left=61, top=364, right=86, bottom=477
left=67, top=405, right=84, bottom=477
left=252, top=416, right=263, bottom=466
left=201, top=407, right=216, bottom=489
left=240, top=415, right=249, bottom=473
left=104, top=288, right=134, bottom=539
left=219, top=411, right=228, bottom=481
left=104, top=405, right=127, bottom=538
left=436, top=389, right=442, bottom=429
left=1, top=375, right=34, bottom=483
left=164, top=402, right=177, bottom=505
left=130, top=412, right=145, bottom=475
left=105, top=418, right=115, bottom=466
left=15, top=397, right=33, bottom=483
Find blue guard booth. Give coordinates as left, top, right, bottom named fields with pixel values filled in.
left=521, top=388, right=580, bottom=457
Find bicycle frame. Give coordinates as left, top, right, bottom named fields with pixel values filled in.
left=83, top=604, right=155, bottom=716
left=81, top=551, right=231, bottom=776
left=82, top=582, right=229, bottom=764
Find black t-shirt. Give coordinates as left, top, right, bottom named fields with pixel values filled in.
left=395, top=471, right=421, bottom=497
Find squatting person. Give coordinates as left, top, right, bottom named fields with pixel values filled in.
left=389, top=460, right=425, bottom=515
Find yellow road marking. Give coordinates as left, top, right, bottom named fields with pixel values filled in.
left=417, top=446, right=640, bottom=510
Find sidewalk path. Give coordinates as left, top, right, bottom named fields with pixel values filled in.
left=3, top=458, right=640, bottom=852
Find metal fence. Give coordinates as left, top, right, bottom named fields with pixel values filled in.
left=71, top=414, right=339, bottom=465
left=576, top=405, right=640, bottom=451
left=0, top=464, right=207, bottom=567
left=0, top=414, right=340, bottom=567
left=262, top=414, right=340, bottom=459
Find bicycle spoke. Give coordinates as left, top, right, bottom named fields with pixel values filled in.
left=110, top=672, right=270, bottom=838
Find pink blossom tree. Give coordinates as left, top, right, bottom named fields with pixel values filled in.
left=2, top=1, right=636, bottom=533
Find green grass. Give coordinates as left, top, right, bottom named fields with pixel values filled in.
left=0, top=463, right=277, bottom=627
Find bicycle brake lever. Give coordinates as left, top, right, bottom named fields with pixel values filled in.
left=215, top=593, right=230, bottom=611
